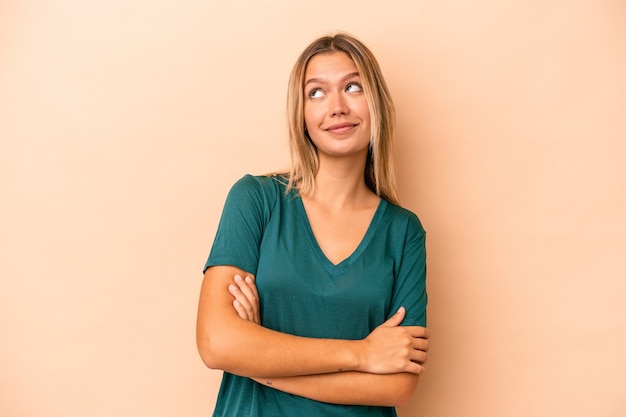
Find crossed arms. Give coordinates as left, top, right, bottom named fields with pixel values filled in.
left=196, top=265, right=430, bottom=407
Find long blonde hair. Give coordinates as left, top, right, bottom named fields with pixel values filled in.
left=284, top=32, right=399, bottom=205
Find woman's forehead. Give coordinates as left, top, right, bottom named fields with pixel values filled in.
left=304, top=51, right=358, bottom=81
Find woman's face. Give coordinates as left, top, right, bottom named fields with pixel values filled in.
left=303, top=51, right=371, bottom=160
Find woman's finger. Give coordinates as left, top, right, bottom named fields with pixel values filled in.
left=232, top=275, right=261, bottom=324
left=228, top=283, right=253, bottom=320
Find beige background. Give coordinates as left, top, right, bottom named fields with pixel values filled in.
left=2, top=0, right=625, bottom=416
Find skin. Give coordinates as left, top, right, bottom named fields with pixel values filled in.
left=196, top=51, right=430, bottom=407
left=303, top=51, right=371, bottom=163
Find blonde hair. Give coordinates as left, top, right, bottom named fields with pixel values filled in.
left=283, top=32, right=399, bottom=205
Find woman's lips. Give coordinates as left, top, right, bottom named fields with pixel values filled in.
left=324, top=122, right=358, bottom=134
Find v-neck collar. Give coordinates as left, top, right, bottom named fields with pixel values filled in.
left=294, top=196, right=387, bottom=277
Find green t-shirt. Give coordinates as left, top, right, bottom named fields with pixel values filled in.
left=204, top=175, right=427, bottom=417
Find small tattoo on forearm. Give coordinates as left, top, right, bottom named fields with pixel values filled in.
left=266, top=380, right=272, bottom=386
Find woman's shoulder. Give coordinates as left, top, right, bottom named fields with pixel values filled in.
left=382, top=200, right=426, bottom=236
left=233, top=173, right=288, bottom=190
left=228, top=174, right=288, bottom=202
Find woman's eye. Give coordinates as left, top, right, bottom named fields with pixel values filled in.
left=308, top=88, right=324, bottom=99
left=346, top=83, right=363, bottom=93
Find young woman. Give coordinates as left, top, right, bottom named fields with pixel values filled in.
left=196, top=32, right=429, bottom=416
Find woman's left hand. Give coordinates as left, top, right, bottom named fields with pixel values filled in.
left=228, top=274, right=261, bottom=324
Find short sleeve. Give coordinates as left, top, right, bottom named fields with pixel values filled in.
left=389, top=214, right=427, bottom=327
left=203, top=175, right=272, bottom=275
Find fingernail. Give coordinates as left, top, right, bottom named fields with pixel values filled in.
left=229, top=284, right=237, bottom=292
left=245, top=276, right=253, bottom=284
left=234, top=275, right=242, bottom=282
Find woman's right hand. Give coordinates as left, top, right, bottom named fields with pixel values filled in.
left=228, top=274, right=261, bottom=324
left=358, top=307, right=430, bottom=375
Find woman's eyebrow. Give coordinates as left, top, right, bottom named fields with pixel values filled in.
left=304, top=72, right=360, bottom=87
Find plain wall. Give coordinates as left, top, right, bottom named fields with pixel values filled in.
left=1, top=1, right=625, bottom=416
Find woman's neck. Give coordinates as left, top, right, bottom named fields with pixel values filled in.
left=307, top=155, right=377, bottom=210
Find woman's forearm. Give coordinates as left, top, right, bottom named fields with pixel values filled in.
left=199, top=319, right=361, bottom=378
left=253, top=372, right=420, bottom=407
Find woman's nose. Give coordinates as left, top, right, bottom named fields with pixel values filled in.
left=329, top=93, right=349, bottom=116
